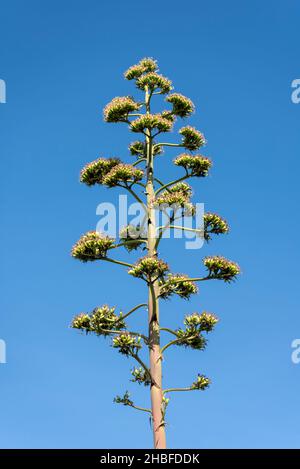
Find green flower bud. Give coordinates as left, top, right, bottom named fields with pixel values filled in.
left=71, top=231, right=115, bottom=261
left=112, top=333, right=141, bottom=355
left=114, top=391, right=133, bottom=406
left=130, top=367, right=151, bottom=386
left=184, top=312, right=218, bottom=332
left=103, top=96, right=141, bottom=122
left=175, top=327, right=207, bottom=350
left=191, top=374, right=210, bottom=390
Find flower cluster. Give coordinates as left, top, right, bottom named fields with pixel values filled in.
left=203, top=213, right=229, bottom=241
left=129, top=140, right=162, bottom=157
left=131, top=367, right=151, bottom=386
left=71, top=305, right=126, bottom=336
left=119, top=225, right=146, bottom=252
left=103, top=96, right=141, bottom=122
left=154, top=182, right=192, bottom=209
left=175, top=327, right=207, bottom=350
left=166, top=93, right=194, bottom=117
left=114, top=391, right=133, bottom=406
left=102, top=163, right=143, bottom=187
left=71, top=231, right=115, bottom=261
left=124, top=57, right=158, bottom=80
left=80, top=157, right=120, bottom=186
left=184, top=312, right=218, bottom=332
left=159, top=274, right=198, bottom=300
left=204, top=256, right=240, bottom=282
left=112, top=333, right=141, bottom=355
left=131, top=114, right=173, bottom=133
left=128, top=256, right=169, bottom=282
left=179, top=126, right=206, bottom=151
left=174, top=154, right=212, bottom=177
left=136, top=72, right=172, bottom=94
left=191, top=375, right=211, bottom=391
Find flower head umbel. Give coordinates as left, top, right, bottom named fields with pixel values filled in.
left=174, top=312, right=217, bottom=350
left=191, top=375, right=211, bottom=391
left=129, top=140, right=162, bottom=157
left=119, top=225, right=146, bottom=252
left=124, top=57, right=158, bottom=80
left=136, top=73, right=172, bottom=94
left=71, top=305, right=126, bottom=336
left=128, top=256, right=169, bottom=282
left=71, top=231, right=115, bottom=261
left=113, top=333, right=141, bottom=355
left=174, top=154, right=212, bottom=177
left=114, top=391, right=134, bottom=406
left=154, top=183, right=192, bottom=210
left=166, top=93, right=194, bottom=117
left=103, top=96, right=141, bottom=122
left=203, top=213, right=229, bottom=241
left=131, top=367, right=151, bottom=386
left=80, top=157, right=120, bottom=186
left=179, top=126, right=206, bottom=151
left=184, top=312, right=218, bottom=332
left=204, top=256, right=240, bottom=282
left=131, top=114, right=173, bottom=133
left=159, top=274, right=198, bottom=300
left=102, top=163, right=143, bottom=187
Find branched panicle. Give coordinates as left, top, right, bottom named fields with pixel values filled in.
left=71, top=57, right=240, bottom=446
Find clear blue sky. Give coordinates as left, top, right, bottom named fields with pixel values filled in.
left=1, top=0, right=299, bottom=449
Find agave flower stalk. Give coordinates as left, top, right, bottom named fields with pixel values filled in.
left=71, top=57, right=240, bottom=449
